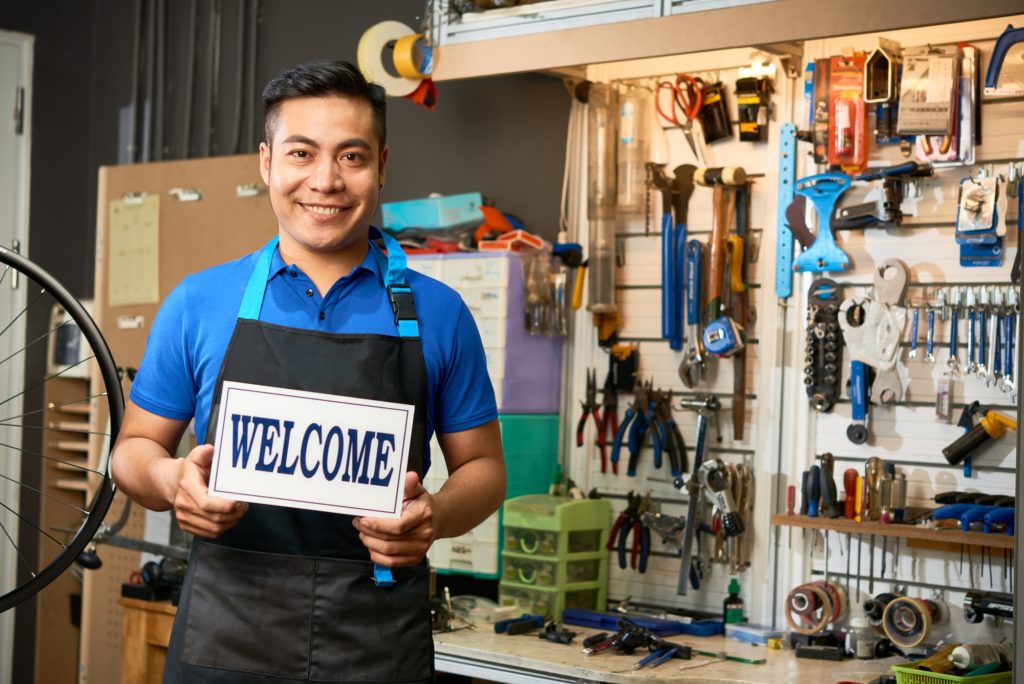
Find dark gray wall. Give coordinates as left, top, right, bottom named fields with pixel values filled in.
left=0, top=2, right=569, bottom=681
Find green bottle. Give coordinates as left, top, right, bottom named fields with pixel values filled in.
left=723, top=578, right=744, bottom=624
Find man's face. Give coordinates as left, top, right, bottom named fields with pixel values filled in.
left=259, top=95, right=387, bottom=259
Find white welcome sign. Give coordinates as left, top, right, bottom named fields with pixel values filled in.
left=209, top=380, right=414, bottom=518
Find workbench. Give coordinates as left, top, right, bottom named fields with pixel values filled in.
left=433, top=628, right=898, bottom=684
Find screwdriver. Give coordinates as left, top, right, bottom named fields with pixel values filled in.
left=786, top=484, right=796, bottom=548
left=855, top=475, right=864, bottom=598
left=843, top=469, right=857, bottom=598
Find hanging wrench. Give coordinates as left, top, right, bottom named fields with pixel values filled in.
left=999, top=288, right=1017, bottom=396
left=964, top=287, right=977, bottom=375
left=977, top=287, right=989, bottom=379
left=907, top=305, right=920, bottom=360
left=679, top=239, right=707, bottom=388
left=792, top=173, right=853, bottom=273
left=924, top=306, right=936, bottom=364
left=988, top=287, right=1003, bottom=388
left=947, top=286, right=961, bottom=376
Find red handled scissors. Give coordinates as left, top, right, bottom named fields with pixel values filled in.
left=655, top=74, right=707, bottom=164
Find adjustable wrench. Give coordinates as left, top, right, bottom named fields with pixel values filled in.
left=679, top=240, right=707, bottom=388
left=907, top=305, right=920, bottom=360
left=964, top=287, right=977, bottom=375
left=947, top=286, right=961, bottom=375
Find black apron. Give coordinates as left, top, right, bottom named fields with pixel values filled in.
left=163, top=232, right=434, bottom=683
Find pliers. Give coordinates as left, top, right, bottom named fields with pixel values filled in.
left=653, top=390, right=688, bottom=477
left=611, top=383, right=646, bottom=475
left=605, top=492, right=652, bottom=572
left=597, top=366, right=619, bottom=474
left=575, top=368, right=603, bottom=454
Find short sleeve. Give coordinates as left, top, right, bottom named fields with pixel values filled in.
left=432, top=302, right=498, bottom=434
left=129, top=280, right=197, bottom=421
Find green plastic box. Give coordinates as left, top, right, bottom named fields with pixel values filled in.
left=430, top=415, right=558, bottom=578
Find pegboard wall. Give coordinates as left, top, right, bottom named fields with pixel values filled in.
left=564, top=13, right=1022, bottom=644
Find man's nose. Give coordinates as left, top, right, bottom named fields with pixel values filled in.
left=309, top=158, right=344, bottom=192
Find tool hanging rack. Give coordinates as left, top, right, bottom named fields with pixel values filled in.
left=562, top=13, right=1022, bottom=645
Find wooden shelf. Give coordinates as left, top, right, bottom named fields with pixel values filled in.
left=771, top=514, right=1014, bottom=550
left=51, top=440, right=89, bottom=452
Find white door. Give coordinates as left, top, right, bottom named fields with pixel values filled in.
left=0, top=28, right=32, bottom=684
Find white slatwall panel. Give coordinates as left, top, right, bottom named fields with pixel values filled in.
left=792, top=15, right=1024, bottom=646
left=567, top=56, right=793, bottom=619
left=561, top=13, right=1023, bottom=641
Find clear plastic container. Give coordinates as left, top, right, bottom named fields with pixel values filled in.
left=616, top=86, right=648, bottom=214
left=586, top=83, right=618, bottom=314
left=846, top=616, right=876, bottom=659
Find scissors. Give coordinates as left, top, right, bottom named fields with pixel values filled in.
left=656, top=74, right=707, bottom=165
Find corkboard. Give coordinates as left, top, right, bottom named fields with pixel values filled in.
left=79, top=154, right=276, bottom=684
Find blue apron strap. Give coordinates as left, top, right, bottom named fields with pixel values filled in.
left=371, top=227, right=420, bottom=339
left=238, top=236, right=280, bottom=320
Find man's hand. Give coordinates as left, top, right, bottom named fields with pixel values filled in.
left=353, top=471, right=436, bottom=567
left=172, top=444, right=249, bottom=538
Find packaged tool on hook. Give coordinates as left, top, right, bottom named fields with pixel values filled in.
left=699, top=81, right=732, bottom=143
left=828, top=53, right=867, bottom=173
left=735, top=75, right=772, bottom=143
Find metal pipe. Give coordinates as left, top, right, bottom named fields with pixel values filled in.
left=231, top=0, right=246, bottom=154
left=154, top=0, right=165, bottom=160
left=247, top=0, right=260, bottom=150
left=182, top=0, right=198, bottom=158
left=142, top=0, right=155, bottom=162
left=128, top=0, right=144, bottom=162
left=206, top=0, right=222, bottom=156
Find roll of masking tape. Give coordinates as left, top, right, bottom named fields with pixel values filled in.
left=393, top=33, right=434, bottom=79
left=357, top=21, right=420, bottom=98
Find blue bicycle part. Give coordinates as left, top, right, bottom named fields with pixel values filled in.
left=984, top=24, right=1024, bottom=94
left=685, top=240, right=702, bottom=326
left=775, top=122, right=798, bottom=297
left=847, top=360, right=869, bottom=444
left=793, top=172, right=852, bottom=273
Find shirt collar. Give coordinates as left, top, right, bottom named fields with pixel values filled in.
left=267, top=237, right=386, bottom=286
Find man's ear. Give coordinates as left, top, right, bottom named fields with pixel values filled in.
left=259, top=142, right=271, bottom=185
left=378, top=145, right=389, bottom=188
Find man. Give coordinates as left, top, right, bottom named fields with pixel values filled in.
left=111, top=60, right=506, bottom=683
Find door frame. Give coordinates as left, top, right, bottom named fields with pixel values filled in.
left=0, top=27, right=33, bottom=684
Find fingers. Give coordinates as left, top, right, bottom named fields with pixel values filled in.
left=354, top=486, right=435, bottom=565
left=173, top=445, right=248, bottom=538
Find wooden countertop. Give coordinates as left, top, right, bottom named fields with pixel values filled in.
left=433, top=627, right=899, bottom=683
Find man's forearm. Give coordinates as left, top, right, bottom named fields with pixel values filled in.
left=111, top=437, right=182, bottom=511
left=432, top=455, right=507, bottom=540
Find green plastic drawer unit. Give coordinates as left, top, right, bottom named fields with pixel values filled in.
left=501, top=554, right=604, bottom=587
left=424, top=416, right=557, bottom=579
left=499, top=583, right=604, bottom=621
left=502, top=495, right=612, bottom=558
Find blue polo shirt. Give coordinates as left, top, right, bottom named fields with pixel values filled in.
left=129, top=239, right=498, bottom=474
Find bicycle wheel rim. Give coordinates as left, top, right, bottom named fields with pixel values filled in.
left=0, top=246, right=123, bottom=612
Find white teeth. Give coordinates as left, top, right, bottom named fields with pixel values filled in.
left=305, top=205, right=341, bottom=215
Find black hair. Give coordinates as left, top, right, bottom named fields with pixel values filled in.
left=262, top=60, right=387, bottom=148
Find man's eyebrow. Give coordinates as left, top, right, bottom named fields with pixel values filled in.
left=279, top=136, right=372, bottom=152
left=336, top=138, right=372, bottom=151
left=281, top=134, right=319, bottom=147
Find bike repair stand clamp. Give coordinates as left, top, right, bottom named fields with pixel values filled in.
left=792, top=172, right=852, bottom=273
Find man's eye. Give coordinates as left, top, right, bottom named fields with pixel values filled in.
left=342, top=153, right=364, bottom=163
left=289, top=150, right=310, bottom=159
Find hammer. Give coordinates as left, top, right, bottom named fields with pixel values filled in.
left=694, top=166, right=747, bottom=326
